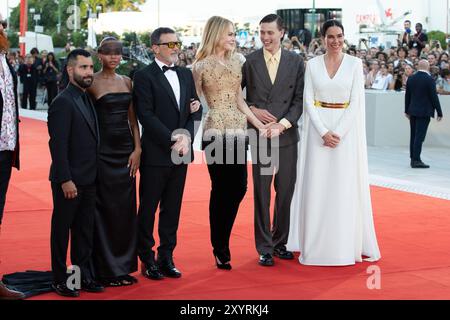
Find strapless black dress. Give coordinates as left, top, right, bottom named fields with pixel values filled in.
left=92, top=92, right=137, bottom=279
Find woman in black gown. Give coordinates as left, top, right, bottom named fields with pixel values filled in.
left=87, top=37, right=141, bottom=286
left=42, top=52, right=59, bottom=105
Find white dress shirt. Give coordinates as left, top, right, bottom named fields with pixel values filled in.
left=155, top=57, right=181, bottom=108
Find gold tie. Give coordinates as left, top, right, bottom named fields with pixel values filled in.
left=267, top=56, right=277, bottom=84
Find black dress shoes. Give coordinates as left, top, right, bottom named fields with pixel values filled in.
left=411, top=160, right=430, bottom=168
left=0, top=281, right=26, bottom=300
left=273, top=247, right=294, bottom=260
left=81, top=280, right=105, bottom=293
left=52, top=282, right=80, bottom=298
left=258, top=253, right=274, bottom=266
left=141, top=263, right=164, bottom=280
left=158, top=262, right=182, bottom=278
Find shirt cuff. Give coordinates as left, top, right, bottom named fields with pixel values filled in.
left=279, top=118, right=292, bottom=130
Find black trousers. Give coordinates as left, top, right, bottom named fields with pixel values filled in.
left=50, top=182, right=96, bottom=283
left=409, top=116, right=430, bottom=161
left=137, top=164, right=188, bottom=266
left=206, top=141, right=248, bottom=263
left=0, top=151, right=13, bottom=225
left=46, top=81, right=58, bottom=106
left=22, top=83, right=37, bottom=110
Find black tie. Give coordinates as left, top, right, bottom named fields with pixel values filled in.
left=162, top=65, right=178, bottom=73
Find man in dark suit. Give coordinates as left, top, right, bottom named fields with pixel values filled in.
left=242, top=14, right=304, bottom=266
left=133, top=27, right=202, bottom=280
left=48, top=49, right=104, bottom=297
left=405, top=59, right=443, bottom=168
left=18, top=54, right=38, bottom=110
left=0, top=16, right=26, bottom=300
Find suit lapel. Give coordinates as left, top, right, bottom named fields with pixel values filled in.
left=68, top=87, right=98, bottom=140
left=272, top=50, right=290, bottom=89
left=176, top=69, right=187, bottom=114
left=254, top=49, right=273, bottom=90
left=151, top=62, right=180, bottom=113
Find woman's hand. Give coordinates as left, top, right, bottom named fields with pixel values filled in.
left=259, top=122, right=276, bottom=138
left=128, top=148, right=142, bottom=177
left=322, top=131, right=340, bottom=148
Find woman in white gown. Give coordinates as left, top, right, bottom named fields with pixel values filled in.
left=287, top=20, right=381, bottom=266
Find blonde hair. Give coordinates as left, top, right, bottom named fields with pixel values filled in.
left=195, top=16, right=234, bottom=62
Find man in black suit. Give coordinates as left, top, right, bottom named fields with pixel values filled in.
left=0, top=16, right=26, bottom=300
left=405, top=59, right=443, bottom=168
left=133, top=27, right=202, bottom=280
left=48, top=49, right=104, bottom=297
left=18, top=54, right=38, bottom=110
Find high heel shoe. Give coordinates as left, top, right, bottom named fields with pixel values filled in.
left=214, top=254, right=232, bottom=270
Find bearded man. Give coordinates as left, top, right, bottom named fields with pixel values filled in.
left=47, top=49, right=104, bottom=297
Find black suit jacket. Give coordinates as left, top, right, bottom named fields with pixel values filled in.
left=405, top=71, right=443, bottom=118
left=132, top=62, right=202, bottom=166
left=48, top=83, right=99, bottom=185
left=0, top=58, right=20, bottom=169
left=18, top=63, right=39, bottom=87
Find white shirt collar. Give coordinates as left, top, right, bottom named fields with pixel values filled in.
left=155, top=57, right=175, bottom=71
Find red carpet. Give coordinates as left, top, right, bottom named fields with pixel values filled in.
left=1, top=117, right=450, bottom=300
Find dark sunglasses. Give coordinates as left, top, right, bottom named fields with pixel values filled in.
left=157, top=42, right=182, bottom=49
left=0, top=21, right=7, bottom=29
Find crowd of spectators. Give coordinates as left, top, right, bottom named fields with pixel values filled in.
left=6, top=19, right=450, bottom=111
left=175, top=20, right=449, bottom=95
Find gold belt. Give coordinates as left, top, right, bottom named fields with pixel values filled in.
left=314, top=100, right=349, bottom=109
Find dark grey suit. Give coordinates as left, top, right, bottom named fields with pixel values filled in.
left=242, top=49, right=304, bottom=255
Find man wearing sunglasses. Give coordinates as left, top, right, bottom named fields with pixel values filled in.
left=0, top=14, right=25, bottom=300
left=133, top=27, right=202, bottom=280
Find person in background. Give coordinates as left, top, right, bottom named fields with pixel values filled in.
left=18, top=54, right=38, bottom=110
left=43, top=52, right=60, bottom=105
left=405, top=60, right=443, bottom=169
left=0, top=13, right=25, bottom=301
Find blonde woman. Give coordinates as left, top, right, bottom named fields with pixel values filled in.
left=192, top=16, right=268, bottom=270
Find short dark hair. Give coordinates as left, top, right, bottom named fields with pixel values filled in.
left=404, top=20, right=411, bottom=24
left=397, top=46, right=409, bottom=56
left=66, top=49, right=91, bottom=67
left=259, top=14, right=284, bottom=31
left=151, top=27, right=176, bottom=46
left=416, top=23, right=423, bottom=28
left=321, top=19, right=344, bottom=37
left=30, top=47, right=39, bottom=55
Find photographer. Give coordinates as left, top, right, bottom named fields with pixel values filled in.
left=358, top=38, right=369, bottom=50
left=390, top=67, right=405, bottom=91
left=308, top=38, right=321, bottom=54
left=430, top=40, right=443, bottom=54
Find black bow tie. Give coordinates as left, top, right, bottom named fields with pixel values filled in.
left=162, top=65, right=178, bottom=73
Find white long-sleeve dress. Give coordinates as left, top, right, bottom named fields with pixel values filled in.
left=286, top=54, right=381, bottom=266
